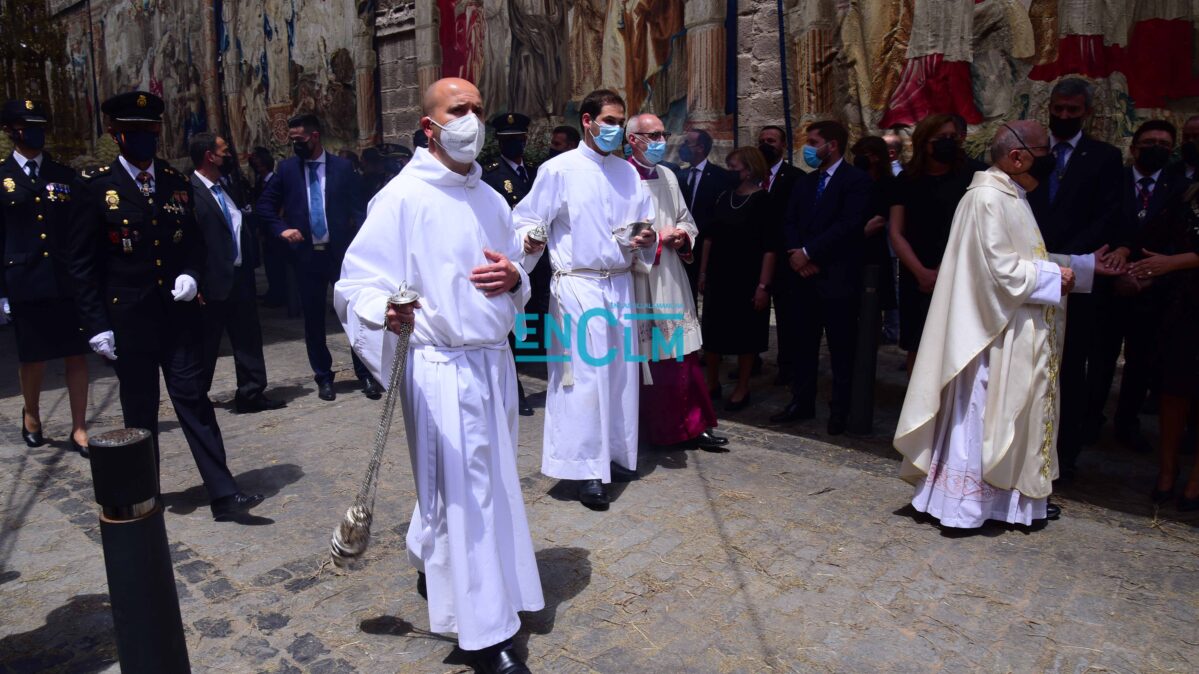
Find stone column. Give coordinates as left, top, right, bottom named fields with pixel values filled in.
left=415, top=0, right=441, bottom=93
left=355, top=3, right=380, bottom=149
left=200, top=0, right=224, bottom=141
left=684, top=0, right=728, bottom=132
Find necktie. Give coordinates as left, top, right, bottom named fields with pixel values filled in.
left=516, top=164, right=528, bottom=184
left=762, top=170, right=773, bottom=192
left=307, top=161, right=327, bottom=241
left=1049, top=142, right=1070, bottom=203
left=27, top=160, right=37, bottom=182
left=212, top=184, right=237, bottom=258
left=815, top=171, right=829, bottom=202
left=1136, top=176, right=1155, bottom=221
left=685, top=168, right=698, bottom=208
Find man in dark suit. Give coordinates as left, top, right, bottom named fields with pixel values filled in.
left=482, top=112, right=537, bottom=416
left=1168, top=114, right=1199, bottom=183
left=771, top=120, right=873, bottom=435
left=673, top=128, right=733, bottom=301
left=189, top=133, right=283, bottom=414
left=1027, top=78, right=1123, bottom=479
left=759, top=125, right=805, bottom=385
left=1088, top=120, right=1188, bottom=454
left=255, top=114, right=377, bottom=402
left=68, top=91, right=262, bottom=521
left=248, top=146, right=292, bottom=310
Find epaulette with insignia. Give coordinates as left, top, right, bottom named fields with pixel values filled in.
left=81, top=165, right=110, bottom=181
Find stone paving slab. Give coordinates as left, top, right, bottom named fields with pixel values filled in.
left=1, top=302, right=1197, bottom=674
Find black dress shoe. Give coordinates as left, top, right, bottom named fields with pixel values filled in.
left=70, top=438, right=90, bottom=459
left=578, top=479, right=609, bottom=510
left=234, top=394, right=286, bottom=414
left=518, top=396, right=534, bottom=417
left=478, top=642, right=531, bottom=674
left=362, top=378, right=383, bottom=400
left=416, top=571, right=427, bottom=600
left=694, top=430, right=729, bottom=449
left=211, top=492, right=265, bottom=521
left=724, top=393, right=751, bottom=412
left=317, top=381, right=336, bottom=401
left=1044, top=503, right=1061, bottom=520
left=770, top=400, right=814, bottom=424
left=20, top=408, right=45, bottom=448
left=827, top=416, right=847, bottom=436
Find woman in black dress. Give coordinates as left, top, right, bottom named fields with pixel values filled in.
left=849, top=136, right=900, bottom=332
left=1128, top=183, right=1199, bottom=510
left=1, top=107, right=91, bottom=456
left=699, top=147, right=776, bottom=411
left=889, top=114, right=984, bottom=373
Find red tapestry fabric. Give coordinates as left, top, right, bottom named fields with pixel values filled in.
left=880, top=54, right=983, bottom=129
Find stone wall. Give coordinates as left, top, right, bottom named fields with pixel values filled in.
left=377, top=1, right=421, bottom=145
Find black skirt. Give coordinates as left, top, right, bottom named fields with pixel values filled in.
left=10, top=298, right=91, bottom=363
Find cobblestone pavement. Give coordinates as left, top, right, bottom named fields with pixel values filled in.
left=1, top=299, right=1197, bottom=674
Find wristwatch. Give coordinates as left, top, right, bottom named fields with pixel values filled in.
left=508, top=273, right=523, bottom=294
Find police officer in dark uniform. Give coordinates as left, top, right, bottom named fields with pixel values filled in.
left=483, top=112, right=540, bottom=416
left=67, top=91, right=263, bottom=522
left=1, top=99, right=92, bottom=456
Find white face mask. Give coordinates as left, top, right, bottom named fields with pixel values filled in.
left=431, top=113, right=485, bottom=164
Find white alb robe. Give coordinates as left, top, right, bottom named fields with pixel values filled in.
left=513, top=144, right=657, bottom=482
left=334, top=148, right=544, bottom=650
left=895, top=168, right=1094, bottom=527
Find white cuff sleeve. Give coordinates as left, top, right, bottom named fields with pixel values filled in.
left=1068, top=254, right=1095, bottom=294
left=1029, top=259, right=1063, bottom=306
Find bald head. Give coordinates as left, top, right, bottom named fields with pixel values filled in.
left=626, top=113, right=663, bottom=135
left=422, top=78, right=480, bottom=117
left=990, top=120, right=1046, bottom=163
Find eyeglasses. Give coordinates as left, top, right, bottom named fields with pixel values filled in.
left=632, top=131, right=671, bottom=141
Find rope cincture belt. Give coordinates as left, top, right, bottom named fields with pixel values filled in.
left=329, top=283, right=419, bottom=569
left=549, top=265, right=633, bottom=387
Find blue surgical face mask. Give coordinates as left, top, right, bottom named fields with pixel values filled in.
left=591, top=121, right=624, bottom=153
left=802, top=144, right=824, bottom=169
left=644, top=140, right=667, bottom=165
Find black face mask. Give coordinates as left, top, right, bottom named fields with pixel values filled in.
left=217, top=154, right=236, bottom=176
left=852, top=154, right=872, bottom=172
left=12, top=127, right=46, bottom=150
left=931, top=137, right=958, bottom=164
left=1181, top=141, right=1199, bottom=168
left=1136, top=145, right=1171, bottom=175
left=119, top=130, right=159, bottom=163
left=758, top=143, right=780, bottom=165
left=678, top=144, right=694, bottom=164
left=1048, top=115, right=1083, bottom=140
left=499, top=138, right=526, bottom=161
left=1028, top=153, right=1057, bottom=183
left=293, top=138, right=314, bottom=160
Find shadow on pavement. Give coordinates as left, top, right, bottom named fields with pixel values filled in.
left=0, top=593, right=117, bottom=673
left=161, top=463, right=304, bottom=516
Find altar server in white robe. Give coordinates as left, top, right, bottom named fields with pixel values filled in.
left=894, top=121, right=1116, bottom=529
left=334, top=77, right=543, bottom=673
left=513, top=89, right=657, bottom=510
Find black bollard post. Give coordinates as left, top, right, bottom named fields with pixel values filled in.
left=89, top=428, right=191, bottom=674
left=848, top=265, right=881, bottom=435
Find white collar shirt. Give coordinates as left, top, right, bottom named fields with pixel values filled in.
left=195, top=170, right=244, bottom=266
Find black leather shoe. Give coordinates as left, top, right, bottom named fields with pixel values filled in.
left=724, top=393, right=751, bottom=412
left=70, top=438, right=90, bottom=459
left=362, top=378, right=383, bottom=400
left=694, top=430, right=729, bottom=449
left=211, top=492, right=265, bottom=521
left=21, top=408, right=45, bottom=448
left=578, top=479, right=609, bottom=510
left=317, top=381, right=336, bottom=401
left=234, top=394, right=286, bottom=414
left=478, top=642, right=531, bottom=674
left=770, top=400, right=814, bottom=424
left=416, top=571, right=427, bottom=600
left=518, top=396, right=534, bottom=417
left=827, top=416, right=847, bottom=436
left=1044, top=503, right=1061, bottom=520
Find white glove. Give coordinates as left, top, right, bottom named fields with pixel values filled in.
left=0, top=297, right=9, bottom=326
left=89, top=330, right=117, bottom=360
left=171, top=274, right=198, bottom=302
